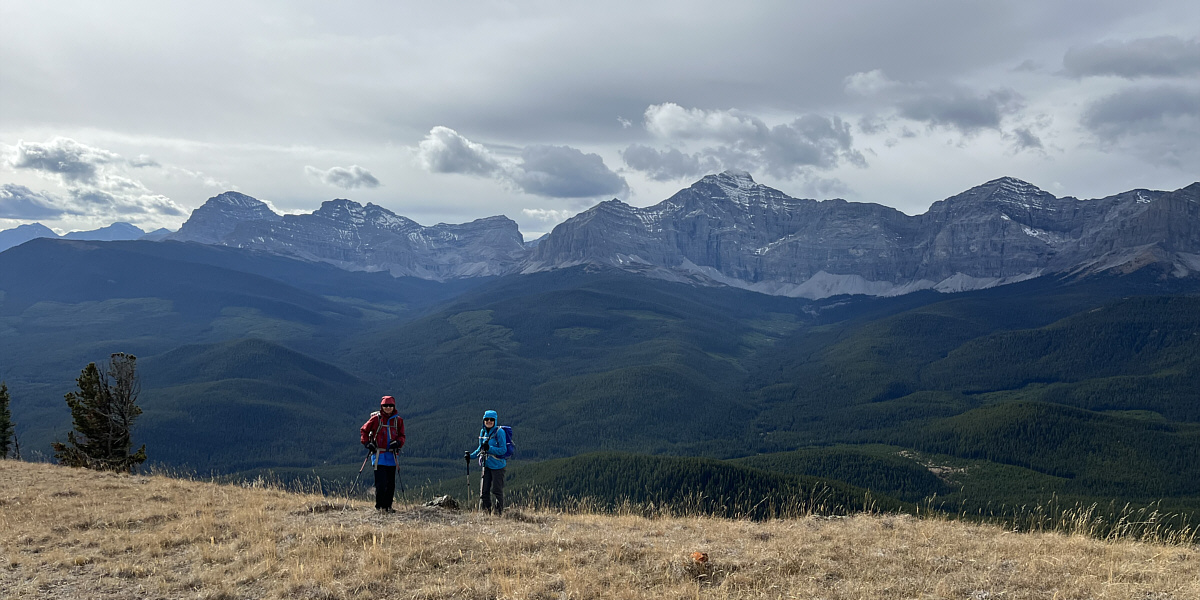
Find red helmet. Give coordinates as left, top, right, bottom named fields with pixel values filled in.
left=380, top=395, right=396, bottom=407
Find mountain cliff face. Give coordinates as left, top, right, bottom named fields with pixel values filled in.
left=168, top=193, right=526, bottom=279
left=159, top=173, right=1200, bottom=298
left=168, top=191, right=282, bottom=244
left=529, top=172, right=1200, bottom=298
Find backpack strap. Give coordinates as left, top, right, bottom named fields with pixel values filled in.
left=483, top=426, right=508, bottom=457
left=483, top=426, right=503, bottom=453
left=373, top=413, right=397, bottom=442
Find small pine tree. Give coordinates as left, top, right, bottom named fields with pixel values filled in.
left=51, top=354, right=147, bottom=472
left=0, top=381, right=12, bottom=459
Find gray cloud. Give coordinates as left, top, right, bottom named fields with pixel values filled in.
left=1064, top=36, right=1200, bottom=79
left=415, top=127, right=626, bottom=198
left=2, top=2, right=1173, bottom=147
left=513, top=145, right=628, bottom=198
left=8, top=137, right=120, bottom=185
left=620, top=145, right=717, bottom=181
left=67, top=188, right=185, bottom=216
left=415, top=126, right=502, bottom=176
left=0, top=181, right=179, bottom=222
left=765, top=114, right=866, bottom=172
left=857, top=115, right=890, bottom=135
left=1080, top=84, right=1200, bottom=166
left=898, top=88, right=1025, bottom=134
left=1012, top=59, right=1043, bottom=73
left=305, top=165, right=381, bottom=189
left=1010, top=127, right=1045, bottom=151
left=0, top=184, right=78, bottom=219
left=843, top=70, right=1031, bottom=140
left=3, top=137, right=187, bottom=221
left=1082, top=85, right=1200, bottom=139
left=632, top=103, right=866, bottom=181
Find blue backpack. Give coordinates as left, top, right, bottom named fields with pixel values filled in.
left=488, top=425, right=515, bottom=459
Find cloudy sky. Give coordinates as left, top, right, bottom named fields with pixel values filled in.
left=2, top=1, right=1198, bottom=237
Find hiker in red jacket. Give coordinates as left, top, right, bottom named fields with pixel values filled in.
left=360, top=395, right=405, bottom=512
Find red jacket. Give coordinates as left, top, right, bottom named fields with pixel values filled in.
left=360, top=411, right=405, bottom=449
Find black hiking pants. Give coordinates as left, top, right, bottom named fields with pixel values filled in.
left=480, top=466, right=505, bottom=515
left=374, top=465, right=396, bottom=510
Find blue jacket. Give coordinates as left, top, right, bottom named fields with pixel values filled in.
left=471, top=425, right=507, bottom=470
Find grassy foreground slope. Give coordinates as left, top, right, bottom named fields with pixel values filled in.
left=2, top=460, right=1198, bottom=600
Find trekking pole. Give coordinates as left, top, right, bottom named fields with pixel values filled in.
left=464, top=451, right=472, bottom=510
left=352, top=451, right=371, bottom=497
left=393, top=450, right=407, bottom=506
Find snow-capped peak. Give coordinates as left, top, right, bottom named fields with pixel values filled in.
left=707, top=170, right=758, bottom=194
left=210, top=191, right=268, bottom=210
left=967, top=177, right=1056, bottom=210
left=688, top=170, right=762, bottom=207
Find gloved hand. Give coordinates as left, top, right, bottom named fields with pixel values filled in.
left=464, top=450, right=471, bottom=461
left=388, top=440, right=400, bottom=450
left=366, top=441, right=377, bottom=452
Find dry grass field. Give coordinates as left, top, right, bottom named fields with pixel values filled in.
left=2, top=460, right=1198, bottom=600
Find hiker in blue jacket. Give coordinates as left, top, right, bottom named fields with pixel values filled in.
left=470, top=410, right=507, bottom=515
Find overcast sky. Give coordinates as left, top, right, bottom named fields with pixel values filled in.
left=2, top=1, right=1198, bottom=237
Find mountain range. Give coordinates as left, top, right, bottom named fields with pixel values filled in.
left=532, top=172, right=1200, bottom=297
left=0, top=221, right=169, bottom=252
left=151, top=172, right=1200, bottom=298
left=166, top=192, right=527, bottom=279
left=6, top=173, right=1198, bottom=299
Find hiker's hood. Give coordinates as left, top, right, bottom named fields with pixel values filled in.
left=380, top=396, right=396, bottom=408
left=483, top=410, right=498, bottom=421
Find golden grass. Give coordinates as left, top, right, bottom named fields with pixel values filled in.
left=2, top=460, right=1198, bottom=599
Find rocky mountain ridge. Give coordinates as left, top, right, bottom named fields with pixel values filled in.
left=530, top=171, right=1200, bottom=298
left=166, top=193, right=527, bottom=279
left=141, top=172, right=1200, bottom=297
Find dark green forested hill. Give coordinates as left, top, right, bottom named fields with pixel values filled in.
left=335, top=267, right=822, bottom=459
left=136, top=339, right=378, bottom=471
left=730, top=445, right=954, bottom=503
left=0, top=239, right=481, bottom=459
left=899, top=401, right=1200, bottom=498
